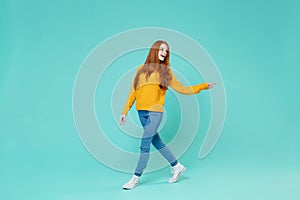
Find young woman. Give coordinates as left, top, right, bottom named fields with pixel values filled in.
left=120, top=40, right=215, bottom=189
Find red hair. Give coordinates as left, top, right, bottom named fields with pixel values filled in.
left=134, top=40, right=172, bottom=90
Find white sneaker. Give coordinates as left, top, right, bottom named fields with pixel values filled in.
left=168, top=163, right=186, bottom=183
left=123, top=175, right=140, bottom=190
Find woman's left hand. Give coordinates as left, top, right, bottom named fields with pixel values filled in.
left=208, top=82, right=216, bottom=89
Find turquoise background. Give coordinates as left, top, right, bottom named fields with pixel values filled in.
left=1, top=0, right=300, bottom=199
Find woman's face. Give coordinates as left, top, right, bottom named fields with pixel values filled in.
left=158, top=43, right=169, bottom=61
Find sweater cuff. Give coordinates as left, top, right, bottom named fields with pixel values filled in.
left=203, top=82, right=209, bottom=89
left=193, top=82, right=209, bottom=93
left=122, top=110, right=128, bottom=115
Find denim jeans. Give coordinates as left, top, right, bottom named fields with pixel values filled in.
left=134, top=110, right=178, bottom=177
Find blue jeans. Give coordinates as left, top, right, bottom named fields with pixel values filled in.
left=134, top=110, right=178, bottom=177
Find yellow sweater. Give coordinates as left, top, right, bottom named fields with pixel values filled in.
left=122, top=65, right=208, bottom=114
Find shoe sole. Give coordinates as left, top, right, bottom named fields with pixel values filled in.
left=122, top=183, right=139, bottom=190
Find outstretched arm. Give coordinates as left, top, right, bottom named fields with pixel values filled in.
left=169, top=69, right=213, bottom=94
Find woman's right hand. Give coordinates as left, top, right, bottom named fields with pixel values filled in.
left=120, top=114, right=126, bottom=125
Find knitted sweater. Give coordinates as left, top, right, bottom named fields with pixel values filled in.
left=122, top=65, right=208, bottom=114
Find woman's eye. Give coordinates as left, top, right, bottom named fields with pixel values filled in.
left=160, top=48, right=168, bottom=53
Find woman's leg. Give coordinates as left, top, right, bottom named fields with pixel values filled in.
left=152, top=134, right=186, bottom=183
left=134, top=111, right=163, bottom=176
left=152, top=134, right=178, bottom=167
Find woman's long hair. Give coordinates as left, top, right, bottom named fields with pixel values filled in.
left=134, top=40, right=172, bottom=90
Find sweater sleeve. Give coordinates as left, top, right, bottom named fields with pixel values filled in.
left=121, top=67, right=140, bottom=114
left=169, top=69, right=209, bottom=94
